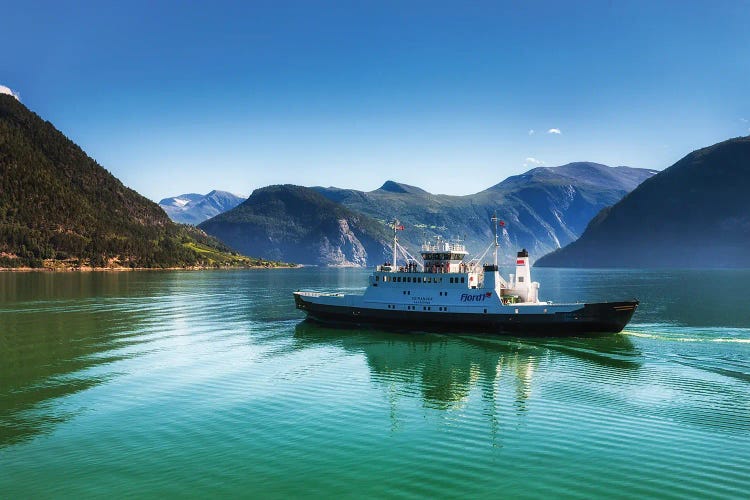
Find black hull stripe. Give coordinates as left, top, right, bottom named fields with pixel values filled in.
left=294, top=294, right=638, bottom=335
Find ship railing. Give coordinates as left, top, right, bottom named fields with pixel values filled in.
left=297, top=291, right=345, bottom=297
left=377, top=265, right=474, bottom=274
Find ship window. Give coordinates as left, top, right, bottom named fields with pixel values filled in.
left=518, top=277, right=524, bottom=283
left=461, top=277, right=465, bottom=283
left=449, top=278, right=454, bottom=283
left=376, top=276, right=379, bottom=281
left=484, top=309, right=487, bottom=313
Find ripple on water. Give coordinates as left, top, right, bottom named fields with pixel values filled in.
left=1, top=269, right=749, bottom=498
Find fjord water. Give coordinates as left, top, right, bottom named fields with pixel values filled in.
left=1, top=269, right=748, bottom=498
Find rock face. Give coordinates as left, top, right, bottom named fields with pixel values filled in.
left=535, top=136, right=750, bottom=268
left=159, top=190, right=245, bottom=225
left=0, top=94, right=249, bottom=268
left=199, top=185, right=390, bottom=266
left=312, top=163, right=655, bottom=264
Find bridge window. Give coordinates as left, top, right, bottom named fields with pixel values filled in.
left=518, top=277, right=524, bottom=283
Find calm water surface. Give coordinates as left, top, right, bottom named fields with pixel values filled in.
left=1, top=268, right=749, bottom=498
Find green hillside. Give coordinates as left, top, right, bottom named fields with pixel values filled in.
left=200, top=185, right=391, bottom=266
left=0, top=94, right=280, bottom=269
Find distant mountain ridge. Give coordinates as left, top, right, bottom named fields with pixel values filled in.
left=160, top=190, right=245, bottom=225
left=535, top=136, right=750, bottom=268
left=199, top=185, right=391, bottom=266
left=311, top=162, right=656, bottom=264
left=196, top=163, right=654, bottom=266
left=0, top=94, right=263, bottom=269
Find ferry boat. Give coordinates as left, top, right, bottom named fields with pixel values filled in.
left=294, top=219, right=638, bottom=335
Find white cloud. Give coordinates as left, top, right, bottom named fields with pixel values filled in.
left=740, top=118, right=748, bottom=123
left=528, top=129, right=535, bottom=135
left=547, top=128, right=562, bottom=134
left=0, top=85, right=20, bottom=100
left=523, top=157, right=545, bottom=167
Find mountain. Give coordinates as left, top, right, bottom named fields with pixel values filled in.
left=199, top=185, right=391, bottom=266
left=535, top=137, right=750, bottom=268
left=0, top=94, right=271, bottom=269
left=159, top=190, right=245, bottom=225
left=311, top=163, right=656, bottom=264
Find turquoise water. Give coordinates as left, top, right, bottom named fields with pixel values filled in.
left=1, top=268, right=749, bottom=498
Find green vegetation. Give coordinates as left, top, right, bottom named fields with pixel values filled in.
left=0, top=94, right=287, bottom=269
left=199, top=185, right=391, bottom=265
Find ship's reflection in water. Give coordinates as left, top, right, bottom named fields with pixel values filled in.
left=293, top=322, right=640, bottom=426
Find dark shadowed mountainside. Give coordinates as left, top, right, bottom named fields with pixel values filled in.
left=199, top=185, right=391, bottom=266
left=160, top=190, right=245, bottom=225
left=536, top=136, right=750, bottom=268
left=312, top=163, right=655, bottom=264
left=0, top=94, right=270, bottom=269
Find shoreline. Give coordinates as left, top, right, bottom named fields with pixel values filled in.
left=0, top=264, right=301, bottom=272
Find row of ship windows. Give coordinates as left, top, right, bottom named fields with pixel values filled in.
left=402, top=291, right=450, bottom=296
left=387, top=305, right=490, bottom=313
left=377, top=276, right=466, bottom=284
left=387, top=305, right=452, bottom=311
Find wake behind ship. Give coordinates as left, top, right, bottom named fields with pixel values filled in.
left=294, top=221, right=638, bottom=336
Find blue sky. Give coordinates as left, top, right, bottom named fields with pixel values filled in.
left=2, top=1, right=749, bottom=201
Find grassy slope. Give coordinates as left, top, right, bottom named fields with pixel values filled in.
left=0, top=94, right=288, bottom=269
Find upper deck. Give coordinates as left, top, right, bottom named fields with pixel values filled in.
left=420, top=240, right=467, bottom=255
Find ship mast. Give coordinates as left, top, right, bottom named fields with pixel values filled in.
left=491, top=213, right=499, bottom=268
left=391, top=219, right=403, bottom=266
